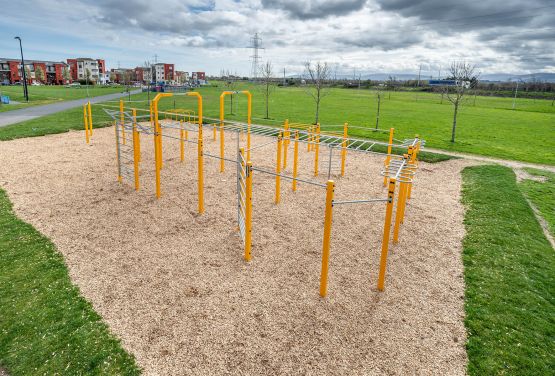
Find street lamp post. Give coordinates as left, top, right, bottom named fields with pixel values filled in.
left=14, top=36, right=29, bottom=102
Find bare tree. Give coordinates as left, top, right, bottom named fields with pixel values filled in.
left=303, top=61, right=331, bottom=124
left=375, top=87, right=382, bottom=129
left=259, top=61, right=275, bottom=119
left=444, top=61, right=479, bottom=143
left=223, top=69, right=238, bottom=114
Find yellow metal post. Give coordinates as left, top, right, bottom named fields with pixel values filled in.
left=119, top=99, right=126, bottom=145
left=87, top=101, right=93, bottom=137
left=377, top=178, right=396, bottom=291
left=152, top=93, right=173, bottom=198
left=383, top=128, right=394, bottom=186
left=283, top=119, right=289, bottom=169
left=393, top=158, right=408, bottom=243
left=180, top=120, right=185, bottom=162
left=245, top=161, right=253, bottom=262
left=220, top=122, right=225, bottom=172
left=186, top=91, right=204, bottom=214
left=132, top=109, right=140, bottom=191
left=308, top=125, right=312, bottom=152
left=114, top=120, right=122, bottom=182
left=407, top=145, right=414, bottom=199
left=275, top=132, right=282, bottom=204
left=244, top=91, right=252, bottom=161
left=292, top=131, right=299, bottom=191
left=319, top=180, right=335, bottom=298
left=341, top=122, right=348, bottom=176
left=314, top=123, right=320, bottom=176
left=83, top=105, right=90, bottom=144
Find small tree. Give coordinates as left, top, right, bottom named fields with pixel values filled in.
left=444, top=61, right=478, bottom=143
left=303, top=61, right=330, bottom=124
left=259, top=61, right=275, bottom=119
left=109, top=72, right=117, bottom=83
left=35, top=66, right=45, bottom=83
left=223, top=69, right=238, bottom=114
left=62, top=66, right=71, bottom=83
left=375, top=87, right=382, bottom=129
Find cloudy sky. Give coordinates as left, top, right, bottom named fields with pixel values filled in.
left=1, top=0, right=554, bottom=76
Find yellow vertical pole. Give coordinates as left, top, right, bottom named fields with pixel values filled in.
left=393, top=157, right=408, bottom=243
left=180, top=120, right=185, bottom=162
left=245, top=161, right=253, bottom=262
left=220, top=122, right=225, bottom=172
left=197, top=100, right=204, bottom=214
left=319, top=180, right=335, bottom=298
left=407, top=145, right=415, bottom=199
left=292, top=130, right=299, bottom=191
left=377, top=178, right=396, bottom=291
left=275, top=132, right=282, bottom=204
left=341, top=122, right=348, bottom=176
left=154, top=100, right=161, bottom=198
left=132, top=109, right=139, bottom=191
left=383, top=127, right=394, bottom=186
left=283, top=119, right=289, bottom=169
left=87, top=101, right=93, bottom=137
left=308, top=125, right=312, bottom=152
left=83, top=105, right=90, bottom=144
left=119, top=99, right=126, bottom=145
left=314, top=123, right=320, bottom=176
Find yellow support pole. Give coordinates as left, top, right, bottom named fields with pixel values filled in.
left=314, top=123, right=320, bottom=176
left=180, top=120, right=185, bottom=162
left=377, top=178, right=396, bottom=291
left=275, top=132, right=282, bottom=204
left=283, top=119, right=289, bottom=169
left=186, top=91, right=204, bottom=214
left=407, top=145, right=415, bottom=199
left=341, top=122, right=348, bottom=176
left=307, top=125, right=312, bottom=152
left=87, top=101, right=93, bottom=137
left=132, top=109, right=140, bottom=191
left=244, top=91, right=252, bottom=162
left=119, top=99, right=126, bottom=145
left=292, top=130, right=299, bottom=191
left=392, top=156, right=409, bottom=243
left=220, top=122, right=225, bottom=172
left=152, top=93, right=173, bottom=199
left=319, top=180, right=335, bottom=298
left=83, top=105, right=90, bottom=144
left=245, top=161, right=253, bottom=262
left=383, top=128, right=394, bottom=186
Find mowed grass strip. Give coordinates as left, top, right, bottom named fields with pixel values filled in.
left=0, top=85, right=124, bottom=113
left=461, top=165, right=555, bottom=375
left=0, top=189, right=140, bottom=375
left=518, top=168, right=555, bottom=238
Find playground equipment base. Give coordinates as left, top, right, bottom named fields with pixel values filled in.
left=0, top=127, right=473, bottom=375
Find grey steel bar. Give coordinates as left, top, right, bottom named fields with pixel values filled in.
left=332, top=198, right=389, bottom=205
left=251, top=167, right=327, bottom=188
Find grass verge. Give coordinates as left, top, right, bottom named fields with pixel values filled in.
left=0, top=189, right=140, bottom=375
left=518, top=168, right=555, bottom=238
left=461, top=165, right=555, bottom=374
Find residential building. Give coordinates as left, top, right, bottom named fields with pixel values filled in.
left=67, top=58, right=105, bottom=82
left=0, top=58, right=69, bottom=85
left=110, top=68, right=135, bottom=84
left=152, top=63, right=174, bottom=83
left=175, top=71, right=189, bottom=84
left=134, top=66, right=153, bottom=84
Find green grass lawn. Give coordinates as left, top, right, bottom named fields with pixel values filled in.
left=461, top=165, right=555, bottom=375
left=1, top=82, right=554, bottom=165
left=0, top=189, right=140, bottom=375
left=117, top=83, right=555, bottom=165
left=0, top=85, right=125, bottom=112
left=518, top=168, right=555, bottom=238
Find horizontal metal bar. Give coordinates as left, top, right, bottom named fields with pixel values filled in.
left=333, top=198, right=389, bottom=205
left=250, top=167, right=327, bottom=188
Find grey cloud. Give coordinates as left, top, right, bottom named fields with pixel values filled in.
left=261, top=0, right=367, bottom=19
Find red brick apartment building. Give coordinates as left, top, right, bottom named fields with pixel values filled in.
left=0, top=58, right=69, bottom=85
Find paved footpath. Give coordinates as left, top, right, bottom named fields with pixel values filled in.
left=0, top=89, right=141, bottom=127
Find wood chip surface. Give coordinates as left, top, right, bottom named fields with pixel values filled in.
left=0, top=124, right=472, bottom=375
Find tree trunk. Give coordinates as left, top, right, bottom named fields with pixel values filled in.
left=265, top=84, right=269, bottom=119
left=314, top=99, right=320, bottom=124
left=375, top=94, right=381, bottom=129
left=451, top=103, right=458, bottom=143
